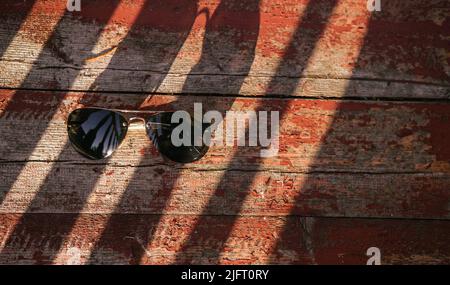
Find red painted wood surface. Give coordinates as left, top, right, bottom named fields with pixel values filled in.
left=0, top=0, right=449, bottom=264
left=0, top=214, right=449, bottom=265
left=1, top=91, right=449, bottom=220
left=0, top=0, right=448, bottom=97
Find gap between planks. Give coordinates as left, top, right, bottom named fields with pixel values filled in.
left=0, top=87, right=449, bottom=103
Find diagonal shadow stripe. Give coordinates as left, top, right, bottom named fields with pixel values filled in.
left=10, top=0, right=200, bottom=264
left=269, top=0, right=450, bottom=264
left=72, top=0, right=200, bottom=265
left=0, top=0, right=126, bottom=262
left=0, top=0, right=123, bottom=205
left=86, top=0, right=261, bottom=264
left=172, top=0, right=339, bottom=264
left=267, top=8, right=374, bottom=266
left=0, top=0, right=36, bottom=59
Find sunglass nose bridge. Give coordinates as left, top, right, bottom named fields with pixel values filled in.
left=127, top=117, right=147, bottom=129
left=128, top=116, right=146, bottom=123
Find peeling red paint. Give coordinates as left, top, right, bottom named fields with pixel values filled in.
left=0, top=0, right=448, bottom=266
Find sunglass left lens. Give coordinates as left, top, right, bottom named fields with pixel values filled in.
left=67, top=108, right=128, bottom=159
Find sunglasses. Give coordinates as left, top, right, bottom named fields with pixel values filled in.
left=67, top=107, right=210, bottom=163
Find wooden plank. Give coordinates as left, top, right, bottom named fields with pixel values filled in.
left=0, top=0, right=449, bottom=266
left=0, top=0, right=448, bottom=98
left=0, top=214, right=448, bottom=265
left=1, top=162, right=449, bottom=218
left=1, top=90, right=449, bottom=219
left=1, top=90, right=449, bottom=172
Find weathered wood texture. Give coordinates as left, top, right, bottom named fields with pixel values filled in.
left=0, top=91, right=449, bottom=219
left=0, top=0, right=448, bottom=98
left=0, top=0, right=449, bottom=265
left=0, top=214, right=449, bottom=265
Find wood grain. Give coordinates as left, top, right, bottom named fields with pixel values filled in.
left=1, top=162, right=449, bottom=218
left=0, top=214, right=448, bottom=265
left=1, top=90, right=449, bottom=171
left=0, top=0, right=449, bottom=265
left=0, top=90, right=449, bottom=219
left=0, top=0, right=448, bottom=98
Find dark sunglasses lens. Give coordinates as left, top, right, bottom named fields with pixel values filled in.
left=67, top=108, right=128, bottom=159
left=147, top=112, right=210, bottom=163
